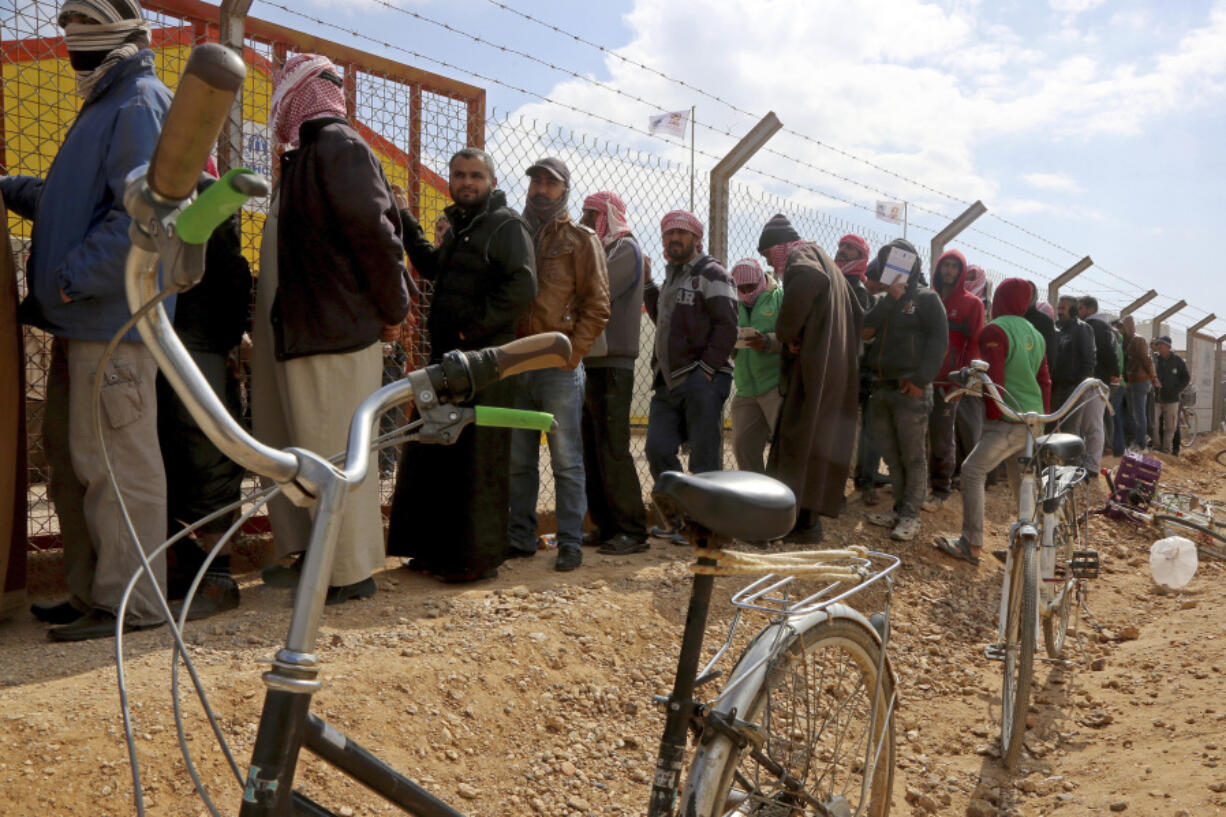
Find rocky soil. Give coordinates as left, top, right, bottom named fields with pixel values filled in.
left=2, top=438, right=1225, bottom=817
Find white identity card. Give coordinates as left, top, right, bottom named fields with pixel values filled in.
left=880, top=246, right=916, bottom=287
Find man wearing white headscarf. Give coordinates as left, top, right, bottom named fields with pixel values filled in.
left=2, top=0, right=172, bottom=641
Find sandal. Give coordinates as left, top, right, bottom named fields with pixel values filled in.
left=933, top=535, right=981, bottom=566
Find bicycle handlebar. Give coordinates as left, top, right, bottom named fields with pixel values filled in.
left=146, top=43, right=245, bottom=202
left=177, top=169, right=270, bottom=244
left=948, top=364, right=1110, bottom=428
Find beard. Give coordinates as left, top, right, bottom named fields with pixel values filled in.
left=665, top=239, right=694, bottom=263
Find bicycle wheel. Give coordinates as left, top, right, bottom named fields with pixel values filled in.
left=683, top=617, right=895, bottom=817
left=1000, top=543, right=1037, bottom=770
left=1042, top=496, right=1078, bottom=659
left=1154, top=514, right=1226, bottom=562
left=1180, top=411, right=1198, bottom=448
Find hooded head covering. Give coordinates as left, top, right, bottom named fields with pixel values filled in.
left=964, top=264, right=987, bottom=299
left=933, top=249, right=967, bottom=299
left=1035, top=300, right=1056, bottom=320
left=270, top=54, right=347, bottom=148
left=991, top=278, right=1035, bottom=320
left=836, top=234, right=870, bottom=281
left=582, top=191, right=631, bottom=246
left=661, top=210, right=703, bottom=240
left=731, top=258, right=766, bottom=305
left=523, top=157, right=571, bottom=234
left=59, top=0, right=150, bottom=98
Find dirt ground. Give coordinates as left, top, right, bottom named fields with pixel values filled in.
left=2, top=437, right=1225, bottom=817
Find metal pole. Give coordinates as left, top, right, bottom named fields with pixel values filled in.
left=1187, top=314, right=1216, bottom=336
left=216, top=0, right=254, bottom=174
left=903, top=201, right=908, bottom=241
left=1046, top=255, right=1093, bottom=306
left=1118, top=289, right=1157, bottom=318
left=689, top=105, right=696, bottom=213
left=1215, top=333, right=1226, bottom=432
left=707, top=112, right=783, bottom=266
left=1149, top=300, right=1187, bottom=339
left=930, top=200, right=987, bottom=276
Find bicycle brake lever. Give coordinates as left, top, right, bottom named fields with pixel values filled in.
left=405, top=368, right=475, bottom=444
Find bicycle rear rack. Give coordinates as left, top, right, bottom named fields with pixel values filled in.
left=727, top=551, right=902, bottom=618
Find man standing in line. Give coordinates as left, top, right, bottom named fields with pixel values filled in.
left=254, top=54, right=411, bottom=603
left=1050, top=295, right=1104, bottom=479
left=1078, top=295, right=1123, bottom=457
left=643, top=211, right=737, bottom=541
left=927, top=249, right=984, bottom=509
left=862, top=239, right=948, bottom=542
left=1152, top=336, right=1190, bottom=455
left=2, top=0, right=172, bottom=640
left=833, top=234, right=872, bottom=311
left=386, top=148, right=536, bottom=583
left=759, top=216, right=862, bottom=543
left=935, top=278, right=1052, bottom=565
left=578, top=191, right=649, bottom=556
left=728, top=258, right=783, bottom=475
left=505, top=159, right=609, bottom=572
left=1121, top=315, right=1156, bottom=450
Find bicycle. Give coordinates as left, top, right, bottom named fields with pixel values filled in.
left=113, top=43, right=901, bottom=817
left=1102, top=489, right=1226, bottom=563
left=944, top=363, right=1108, bottom=769
left=1177, top=394, right=1198, bottom=449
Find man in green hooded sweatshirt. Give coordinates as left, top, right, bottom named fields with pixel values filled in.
left=935, top=277, right=1051, bottom=565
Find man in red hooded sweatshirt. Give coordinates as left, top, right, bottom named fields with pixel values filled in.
left=926, top=250, right=984, bottom=507
left=935, top=278, right=1050, bottom=565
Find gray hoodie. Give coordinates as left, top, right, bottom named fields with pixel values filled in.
left=584, top=235, right=643, bottom=369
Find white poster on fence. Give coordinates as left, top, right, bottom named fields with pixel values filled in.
left=1190, top=335, right=1214, bottom=433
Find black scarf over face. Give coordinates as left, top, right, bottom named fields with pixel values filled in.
left=522, top=189, right=569, bottom=238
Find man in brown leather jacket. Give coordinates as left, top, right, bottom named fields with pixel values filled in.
left=506, top=158, right=610, bottom=571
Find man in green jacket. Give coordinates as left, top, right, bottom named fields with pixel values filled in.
left=729, top=259, right=783, bottom=473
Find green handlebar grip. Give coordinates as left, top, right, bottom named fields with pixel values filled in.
left=177, top=169, right=257, bottom=244
left=475, top=405, right=556, bottom=432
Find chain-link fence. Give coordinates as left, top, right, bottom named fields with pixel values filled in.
left=5, top=0, right=1009, bottom=546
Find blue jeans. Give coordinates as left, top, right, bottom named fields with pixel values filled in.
left=645, top=370, right=732, bottom=483
left=508, top=366, right=587, bottom=551
left=1124, top=381, right=1151, bottom=449
left=1108, top=383, right=1126, bottom=454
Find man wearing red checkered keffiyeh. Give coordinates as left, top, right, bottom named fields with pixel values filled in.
left=269, top=54, right=347, bottom=148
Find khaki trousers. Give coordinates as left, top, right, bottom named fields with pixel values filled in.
left=66, top=339, right=167, bottom=623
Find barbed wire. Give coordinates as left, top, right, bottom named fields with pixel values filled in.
left=262, top=1, right=1215, bottom=329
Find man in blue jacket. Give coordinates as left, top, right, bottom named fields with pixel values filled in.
left=1, top=0, right=172, bottom=641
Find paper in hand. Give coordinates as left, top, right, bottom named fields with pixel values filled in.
left=880, top=246, right=917, bottom=287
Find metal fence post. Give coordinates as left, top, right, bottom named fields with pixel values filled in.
left=216, top=0, right=252, bottom=174
left=929, top=200, right=987, bottom=276
left=1149, top=300, right=1187, bottom=339
left=1047, top=256, right=1092, bottom=306
left=1216, top=334, right=1226, bottom=432
left=708, top=113, right=782, bottom=266
left=1119, top=290, right=1157, bottom=318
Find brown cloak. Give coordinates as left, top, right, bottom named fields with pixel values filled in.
left=766, top=243, right=863, bottom=517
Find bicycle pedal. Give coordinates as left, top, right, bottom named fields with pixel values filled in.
left=983, top=643, right=1006, bottom=661
left=1070, top=549, right=1100, bottom=579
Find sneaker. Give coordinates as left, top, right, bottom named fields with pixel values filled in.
left=890, top=516, right=921, bottom=541
left=867, top=511, right=899, bottom=528
left=555, top=546, right=582, bottom=572
left=171, top=573, right=240, bottom=621
left=598, top=533, right=649, bottom=555
left=649, top=524, right=687, bottom=546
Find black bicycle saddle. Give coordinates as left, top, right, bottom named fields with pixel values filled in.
left=1035, top=433, right=1085, bottom=466
left=652, top=470, right=797, bottom=542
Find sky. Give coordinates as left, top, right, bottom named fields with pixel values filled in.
left=250, top=0, right=1225, bottom=340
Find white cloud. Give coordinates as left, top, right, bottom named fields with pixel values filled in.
left=1022, top=173, right=1085, bottom=193
left=1049, top=0, right=1105, bottom=12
